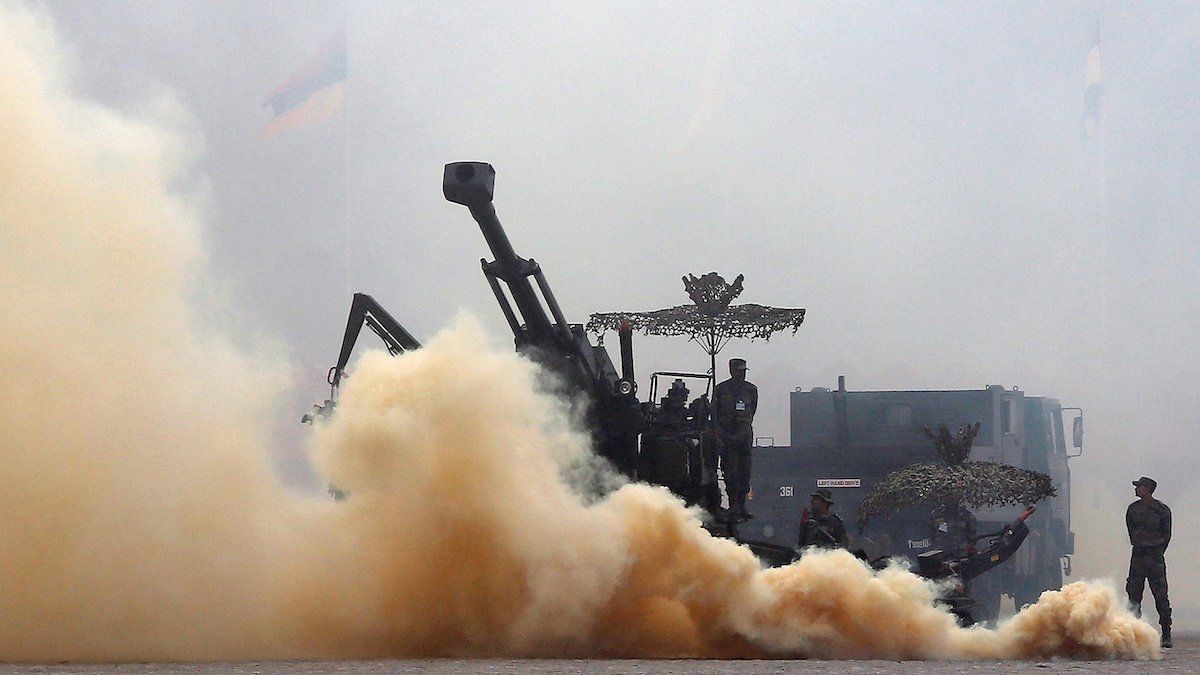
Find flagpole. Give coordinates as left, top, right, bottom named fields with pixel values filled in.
left=341, top=20, right=351, bottom=301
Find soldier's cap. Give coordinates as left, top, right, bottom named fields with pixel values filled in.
left=810, top=488, right=834, bottom=504
left=1132, top=476, right=1158, bottom=491
left=729, top=358, right=748, bottom=370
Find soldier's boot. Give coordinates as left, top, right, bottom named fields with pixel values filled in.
left=722, top=498, right=739, bottom=524
left=725, top=510, right=740, bottom=536
left=704, top=483, right=723, bottom=518
left=1161, top=624, right=1172, bottom=648
left=736, top=495, right=754, bottom=521
left=1131, top=602, right=1142, bottom=619
left=728, top=497, right=743, bottom=521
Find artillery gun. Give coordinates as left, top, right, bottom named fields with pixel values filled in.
left=310, top=162, right=791, bottom=561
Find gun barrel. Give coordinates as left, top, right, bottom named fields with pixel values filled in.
left=443, top=162, right=555, bottom=341
left=443, top=163, right=521, bottom=269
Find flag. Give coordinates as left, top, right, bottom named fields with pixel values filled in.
left=261, top=29, right=346, bottom=138
left=1083, top=26, right=1103, bottom=139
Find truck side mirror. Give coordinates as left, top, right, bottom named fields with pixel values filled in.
left=1072, top=417, right=1083, bottom=449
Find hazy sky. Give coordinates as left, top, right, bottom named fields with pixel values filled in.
left=41, top=1, right=1200, bottom=501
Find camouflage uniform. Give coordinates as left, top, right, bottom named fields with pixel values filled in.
left=713, top=371, right=757, bottom=516
left=1126, top=494, right=1171, bottom=629
left=799, top=512, right=848, bottom=549
left=799, top=490, right=849, bottom=550
left=930, top=502, right=978, bottom=557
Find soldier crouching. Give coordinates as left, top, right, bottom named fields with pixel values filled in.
left=797, top=488, right=848, bottom=551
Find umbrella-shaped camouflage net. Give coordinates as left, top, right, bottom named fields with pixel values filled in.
left=856, top=423, right=1056, bottom=529
left=586, top=272, right=806, bottom=378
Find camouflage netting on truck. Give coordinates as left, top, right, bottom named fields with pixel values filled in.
left=856, top=423, right=1056, bottom=529
left=586, top=272, right=806, bottom=342
left=856, top=461, right=1057, bottom=529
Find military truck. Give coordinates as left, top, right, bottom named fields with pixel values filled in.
left=746, top=377, right=1081, bottom=623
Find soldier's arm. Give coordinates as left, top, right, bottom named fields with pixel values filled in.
left=1162, top=504, right=1172, bottom=549
left=748, top=383, right=759, bottom=418
left=1126, top=504, right=1135, bottom=545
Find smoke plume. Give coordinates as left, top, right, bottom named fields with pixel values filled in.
left=0, top=2, right=1160, bottom=662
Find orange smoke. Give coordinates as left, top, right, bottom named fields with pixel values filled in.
left=0, top=2, right=1160, bottom=662
left=305, top=334, right=1160, bottom=661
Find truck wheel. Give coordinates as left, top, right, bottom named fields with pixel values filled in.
left=1015, top=565, right=1064, bottom=609
left=1029, top=565, right=1063, bottom=606
left=972, top=591, right=1001, bottom=625
left=1014, top=577, right=1050, bottom=610
left=1013, top=589, right=1042, bottom=611
left=1044, top=563, right=1064, bottom=591
left=968, top=575, right=1001, bottom=625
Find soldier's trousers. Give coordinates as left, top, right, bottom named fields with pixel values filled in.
left=719, top=435, right=752, bottom=504
left=1127, top=547, right=1171, bottom=626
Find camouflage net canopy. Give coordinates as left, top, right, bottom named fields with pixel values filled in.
left=588, top=302, right=808, bottom=341
left=855, top=423, right=1056, bottom=529
left=856, top=461, right=1056, bottom=528
left=586, top=273, right=806, bottom=353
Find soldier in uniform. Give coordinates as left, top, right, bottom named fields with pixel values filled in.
left=713, top=357, right=757, bottom=520
left=798, top=488, right=849, bottom=550
left=930, top=500, right=978, bottom=557
left=1126, top=476, right=1172, bottom=647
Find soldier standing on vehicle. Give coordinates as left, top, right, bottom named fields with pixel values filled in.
left=713, top=357, right=757, bottom=521
left=1126, top=476, right=1172, bottom=648
left=798, top=488, right=848, bottom=550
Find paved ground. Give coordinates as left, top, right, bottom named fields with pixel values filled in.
left=4, top=638, right=1196, bottom=674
